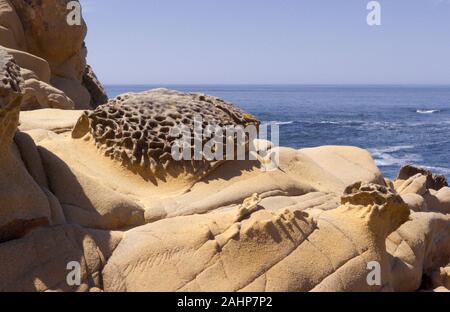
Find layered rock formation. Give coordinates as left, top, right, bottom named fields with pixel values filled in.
left=1, top=62, right=449, bottom=291
left=0, top=0, right=108, bottom=109
left=0, top=1, right=449, bottom=292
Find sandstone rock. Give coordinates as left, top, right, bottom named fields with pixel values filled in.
left=0, top=47, right=75, bottom=110
left=401, top=193, right=428, bottom=212
left=0, top=47, right=52, bottom=242
left=387, top=212, right=450, bottom=292
left=435, top=187, right=450, bottom=214
left=82, top=64, right=108, bottom=108
left=396, top=165, right=448, bottom=191
left=0, top=225, right=122, bottom=291
left=259, top=192, right=339, bottom=212
left=22, top=78, right=74, bottom=110
left=38, top=145, right=146, bottom=231
left=102, top=184, right=409, bottom=292
left=430, top=265, right=450, bottom=290
left=51, top=75, right=91, bottom=109
left=72, top=88, right=260, bottom=183
left=10, top=0, right=87, bottom=75
left=19, top=94, right=383, bottom=226
left=19, top=109, right=83, bottom=133
left=2, top=0, right=107, bottom=109
left=395, top=173, right=427, bottom=196
left=0, top=0, right=26, bottom=50
left=421, top=187, right=450, bottom=214
left=2, top=47, right=51, bottom=82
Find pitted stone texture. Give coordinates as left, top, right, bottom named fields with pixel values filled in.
left=72, top=88, right=259, bottom=179
left=396, top=165, right=448, bottom=191
left=342, top=182, right=410, bottom=236
left=0, top=47, right=23, bottom=149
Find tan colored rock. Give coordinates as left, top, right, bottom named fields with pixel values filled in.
left=102, top=183, right=409, bottom=292
left=0, top=0, right=26, bottom=50
left=259, top=192, right=339, bottom=212
left=37, top=144, right=146, bottom=231
left=0, top=225, right=122, bottom=292
left=82, top=64, right=108, bottom=108
left=10, top=0, right=87, bottom=75
left=21, top=78, right=74, bottom=110
left=431, top=265, right=450, bottom=290
left=19, top=91, right=383, bottom=226
left=433, top=286, right=450, bottom=292
left=396, top=165, right=448, bottom=191
left=387, top=212, right=450, bottom=292
left=435, top=187, right=450, bottom=214
left=3, top=46, right=51, bottom=82
left=422, top=188, right=450, bottom=214
left=396, top=173, right=427, bottom=196
left=51, top=75, right=91, bottom=109
left=1, top=0, right=107, bottom=109
left=292, top=146, right=385, bottom=194
left=401, top=193, right=428, bottom=212
left=0, top=47, right=52, bottom=243
left=19, top=109, right=83, bottom=133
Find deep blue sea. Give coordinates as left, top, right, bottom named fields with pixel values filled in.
left=105, top=85, right=450, bottom=180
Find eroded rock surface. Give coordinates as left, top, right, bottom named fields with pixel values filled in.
left=0, top=48, right=51, bottom=243
left=72, top=89, right=260, bottom=181
left=0, top=0, right=107, bottom=109
left=102, top=183, right=410, bottom=292
left=0, top=78, right=449, bottom=292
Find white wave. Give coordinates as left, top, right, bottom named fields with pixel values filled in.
left=369, top=145, right=415, bottom=154
left=420, top=166, right=450, bottom=176
left=263, top=121, right=294, bottom=126
left=416, top=109, right=440, bottom=114
left=373, top=154, right=423, bottom=167
left=319, top=121, right=341, bottom=125
left=369, top=145, right=421, bottom=167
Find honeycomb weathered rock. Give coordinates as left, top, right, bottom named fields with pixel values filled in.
left=72, top=88, right=259, bottom=179
left=0, top=47, right=23, bottom=150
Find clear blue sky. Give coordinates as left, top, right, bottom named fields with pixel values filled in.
left=80, top=0, right=450, bottom=85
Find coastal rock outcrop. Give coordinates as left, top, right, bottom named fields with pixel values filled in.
left=0, top=0, right=108, bottom=109
left=102, top=183, right=410, bottom=292
left=82, top=65, right=108, bottom=108
left=0, top=225, right=122, bottom=291
left=0, top=83, right=449, bottom=291
left=2, top=0, right=449, bottom=294
left=72, top=88, right=260, bottom=182
left=396, top=165, right=448, bottom=191
left=0, top=47, right=51, bottom=243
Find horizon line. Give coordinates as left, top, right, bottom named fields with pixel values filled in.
left=103, top=83, right=450, bottom=87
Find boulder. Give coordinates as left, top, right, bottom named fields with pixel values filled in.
left=102, top=183, right=409, bottom=292
left=82, top=64, right=108, bottom=108
left=1, top=0, right=108, bottom=109
left=19, top=109, right=83, bottom=133
left=387, top=212, right=450, bottom=292
left=0, top=225, right=122, bottom=291
left=396, top=165, right=448, bottom=191
left=401, top=193, right=428, bottom=212
left=0, top=0, right=26, bottom=50
left=22, top=78, right=74, bottom=110
left=395, top=173, right=427, bottom=196
left=10, top=0, right=87, bottom=75
left=0, top=47, right=52, bottom=243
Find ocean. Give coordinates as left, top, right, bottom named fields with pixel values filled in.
left=105, top=85, right=450, bottom=180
